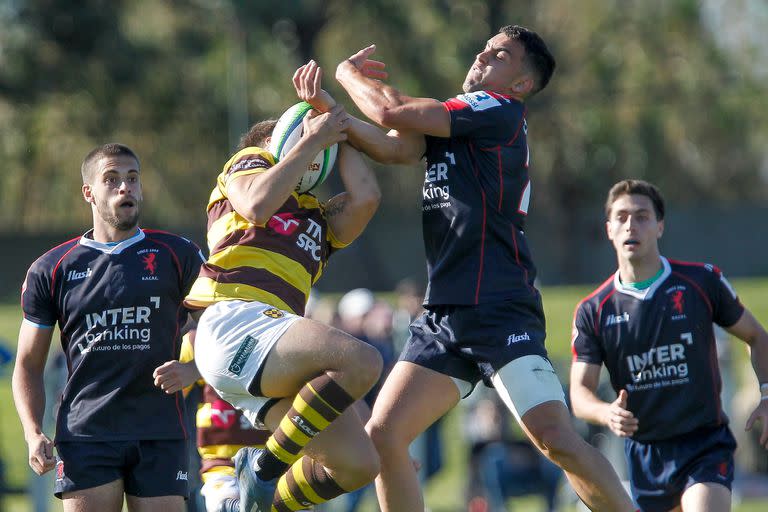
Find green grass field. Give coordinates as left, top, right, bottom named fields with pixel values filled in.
left=2, top=278, right=768, bottom=511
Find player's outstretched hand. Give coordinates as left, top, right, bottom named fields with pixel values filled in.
left=605, top=389, right=638, bottom=437
left=153, top=360, right=201, bottom=394
left=745, top=399, right=768, bottom=448
left=337, top=44, right=388, bottom=81
left=27, top=432, right=56, bottom=475
left=293, top=60, right=336, bottom=113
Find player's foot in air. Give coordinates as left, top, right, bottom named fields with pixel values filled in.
left=233, top=447, right=278, bottom=512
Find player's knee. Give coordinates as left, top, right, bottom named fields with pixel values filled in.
left=528, top=423, right=583, bottom=465
left=367, top=418, right=409, bottom=457
left=331, top=442, right=381, bottom=489
left=341, top=341, right=383, bottom=397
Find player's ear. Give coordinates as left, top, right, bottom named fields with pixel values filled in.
left=512, top=76, right=534, bottom=95
left=605, top=220, right=613, bottom=241
left=82, top=183, right=94, bottom=204
left=657, top=219, right=664, bottom=239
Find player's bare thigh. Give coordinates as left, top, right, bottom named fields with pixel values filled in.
left=125, top=494, right=185, bottom=512
left=62, top=479, right=124, bottom=512
left=680, top=481, right=730, bottom=512
left=259, top=316, right=381, bottom=397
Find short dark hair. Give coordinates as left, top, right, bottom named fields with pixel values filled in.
left=237, top=119, right=278, bottom=152
left=605, top=179, right=665, bottom=220
left=499, top=25, right=556, bottom=95
left=81, top=143, right=139, bottom=183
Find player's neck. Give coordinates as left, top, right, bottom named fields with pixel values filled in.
left=618, top=254, right=663, bottom=285
left=91, top=223, right=140, bottom=243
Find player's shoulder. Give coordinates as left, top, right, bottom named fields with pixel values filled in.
left=667, top=258, right=723, bottom=281
left=446, top=90, right=525, bottom=115
left=222, top=146, right=275, bottom=176
left=28, top=236, right=82, bottom=274
left=142, top=229, right=200, bottom=252
left=575, top=274, right=616, bottom=314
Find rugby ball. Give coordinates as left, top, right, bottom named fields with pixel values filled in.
left=269, top=102, right=338, bottom=193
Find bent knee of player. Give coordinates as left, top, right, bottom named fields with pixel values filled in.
left=337, top=340, right=383, bottom=397
left=367, top=417, right=411, bottom=458
left=330, top=444, right=381, bottom=490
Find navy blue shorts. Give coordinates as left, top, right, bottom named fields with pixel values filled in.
left=625, top=425, right=736, bottom=511
left=54, top=439, right=189, bottom=499
left=400, top=297, right=549, bottom=395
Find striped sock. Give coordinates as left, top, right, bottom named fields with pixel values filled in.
left=272, top=457, right=347, bottom=511
left=256, top=374, right=354, bottom=480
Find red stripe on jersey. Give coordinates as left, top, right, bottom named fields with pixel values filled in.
left=443, top=97, right=469, bottom=112
left=49, top=241, right=81, bottom=299
left=667, top=258, right=721, bottom=274
left=596, top=288, right=618, bottom=336
left=570, top=276, right=613, bottom=360
left=506, top=107, right=527, bottom=146
left=672, top=271, right=713, bottom=315
left=469, top=142, right=486, bottom=304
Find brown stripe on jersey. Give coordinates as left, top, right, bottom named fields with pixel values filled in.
left=226, top=153, right=272, bottom=177
left=197, top=420, right=269, bottom=447
left=306, top=457, right=346, bottom=500
left=284, top=464, right=313, bottom=506
left=200, top=458, right=236, bottom=474
left=298, top=386, right=339, bottom=422
left=308, top=375, right=355, bottom=413
left=271, top=427, right=303, bottom=456
left=198, top=264, right=306, bottom=315
left=207, top=200, right=236, bottom=231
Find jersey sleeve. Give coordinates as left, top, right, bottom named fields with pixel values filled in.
left=443, top=91, right=521, bottom=140
left=21, top=259, right=57, bottom=328
left=709, top=266, right=744, bottom=327
left=178, top=237, right=206, bottom=295
left=216, top=148, right=275, bottom=194
left=571, top=302, right=604, bottom=364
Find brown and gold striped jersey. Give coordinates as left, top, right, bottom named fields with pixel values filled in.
left=185, top=146, right=347, bottom=315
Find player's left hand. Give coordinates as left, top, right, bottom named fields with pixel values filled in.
left=293, top=60, right=336, bottom=113
left=338, top=45, right=388, bottom=81
left=745, top=399, right=768, bottom=448
left=153, top=360, right=201, bottom=394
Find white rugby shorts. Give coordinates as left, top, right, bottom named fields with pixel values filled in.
left=194, top=300, right=300, bottom=428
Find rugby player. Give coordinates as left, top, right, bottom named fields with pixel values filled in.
left=293, top=24, right=636, bottom=512
left=184, top=110, right=383, bottom=511
left=570, top=179, right=768, bottom=511
left=13, top=143, right=204, bottom=511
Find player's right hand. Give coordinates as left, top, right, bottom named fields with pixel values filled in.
left=27, top=432, right=56, bottom=475
left=337, top=45, right=388, bottom=81
left=293, top=60, right=336, bottom=113
left=605, top=389, right=638, bottom=437
left=302, top=105, right=349, bottom=148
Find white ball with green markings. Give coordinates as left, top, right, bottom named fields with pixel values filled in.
left=268, top=101, right=338, bottom=193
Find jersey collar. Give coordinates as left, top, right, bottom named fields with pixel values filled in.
left=79, top=228, right=145, bottom=254
left=613, top=256, right=671, bottom=300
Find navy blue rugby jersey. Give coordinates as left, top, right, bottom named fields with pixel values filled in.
left=422, top=90, right=537, bottom=306
left=21, top=228, right=205, bottom=442
left=571, top=257, right=744, bottom=442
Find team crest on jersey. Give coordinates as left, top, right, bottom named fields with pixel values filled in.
left=666, top=286, right=687, bottom=320
left=262, top=308, right=284, bottom=319
left=138, top=249, right=160, bottom=281
left=455, top=91, right=501, bottom=112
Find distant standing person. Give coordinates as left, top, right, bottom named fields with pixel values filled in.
left=570, top=179, right=768, bottom=511
left=13, top=143, right=204, bottom=511
left=293, top=23, right=636, bottom=511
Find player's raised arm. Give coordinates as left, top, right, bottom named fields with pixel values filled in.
left=12, top=321, right=56, bottom=475
left=323, top=143, right=381, bottom=246
left=335, top=45, right=451, bottom=138
left=227, top=107, right=348, bottom=225
left=294, top=59, right=424, bottom=165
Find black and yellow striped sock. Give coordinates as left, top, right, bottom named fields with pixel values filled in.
left=272, top=457, right=347, bottom=511
left=256, top=374, right=354, bottom=480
